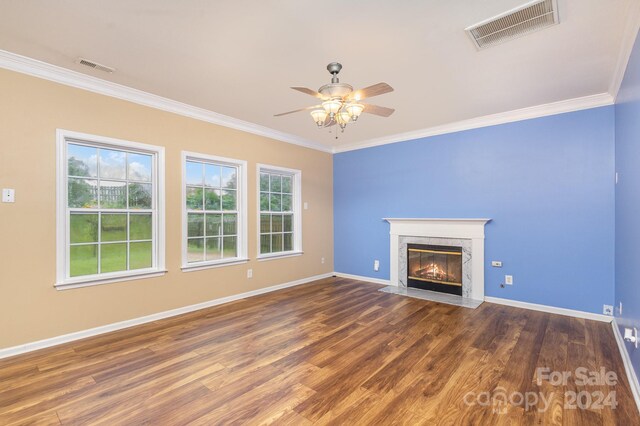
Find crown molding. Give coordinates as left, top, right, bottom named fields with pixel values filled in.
left=0, top=49, right=620, bottom=156
left=0, top=49, right=332, bottom=153
left=610, top=0, right=640, bottom=101
left=333, top=92, right=614, bottom=153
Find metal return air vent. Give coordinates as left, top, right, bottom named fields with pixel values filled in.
left=77, top=58, right=115, bottom=73
left=466, top=0, right=559, bottom=50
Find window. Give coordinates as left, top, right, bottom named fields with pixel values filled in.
left=56, top=130, right=165, bottom=289
left=182, top=152, right=247, bottom=270
left=258, top=164, right=302, bottom=259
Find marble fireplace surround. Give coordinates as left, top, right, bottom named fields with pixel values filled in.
left=384, top=218, right=491, bottom=302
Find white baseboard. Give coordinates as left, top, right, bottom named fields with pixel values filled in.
left=611, top=318, right=640, bottom=413
left=484, top=296, right=612, bottom=322
left=0, top=272, right=333, bottom=360
left=333, top=272, right=391, bottom=286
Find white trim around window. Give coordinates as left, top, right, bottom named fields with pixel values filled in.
left=256, top=163, right=303, bottom=260
left=55, top=129, right=166, bottom=290
left=181, top=151, right=248, bottom=271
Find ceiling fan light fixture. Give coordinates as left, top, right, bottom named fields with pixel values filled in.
left=310, top=109, right=328, bottom=127
left=322, top=99, right=342, bottom=116
left=345, top=103, right=364, bottom=121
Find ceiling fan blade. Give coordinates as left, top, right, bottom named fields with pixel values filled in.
left=274, top=105, right=321, bottom=117
left=324, top=117, right=336, bottom=127
left=350, top=83, right=394, bottom=101
left=362, top=103, right=395, bottom=117
left=291, top=87, right=325, bottom=99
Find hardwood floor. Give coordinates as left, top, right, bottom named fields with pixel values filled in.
left=0, top=277, right=638, bottom=425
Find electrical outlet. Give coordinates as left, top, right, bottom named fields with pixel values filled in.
left=374, top=260, right=380, bottom=272
left=247, top=269, right=253, bottom=279
left=2, top=188, right=15, bottom=203
left=321, top=257, right=325, bottom=264
left=303, top=202, right=309, bottom=210
left=491, top=261, right=502, bottom=267
left=603, top=304, right=613, bottom=316
left=504, top=275, right=513, bottom=285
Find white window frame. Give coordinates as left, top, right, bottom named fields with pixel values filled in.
left=181, top=151, right=248, bottom=271
left=56, top=129, right=166, bottom=290
left=256, top=164, right=303, bottom=261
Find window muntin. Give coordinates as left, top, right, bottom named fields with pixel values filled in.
left=58, top=131, right=163, bottom=288
left=259, top=169, right=298, bottom=256
left=183, top=154, right=246, bottom=268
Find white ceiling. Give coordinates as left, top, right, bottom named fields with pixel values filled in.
left=0, top=0, right=636, bottom=151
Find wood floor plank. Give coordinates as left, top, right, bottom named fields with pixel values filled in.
left=0, top=278, right=636, bottom=424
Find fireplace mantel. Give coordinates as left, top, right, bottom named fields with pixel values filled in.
left=384, top=218, right=491, bottom=302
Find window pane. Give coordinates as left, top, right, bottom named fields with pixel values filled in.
left=270, top=193, right=281, bottom=212
left=68, top=178, right=98, bottom=208
left=188, top=213, right=204, bottom=237
left=70, top=244, right=98, bottom=277
left=99, top=149, right=126, bottom=180
left=130, top=241, right=152, bottom=269
left=222, top=190, right=236, bottom=211
left=101, top=213, right=127, bottom=242
left=68, top=144, right=97, bottom=177
left=205, top=189, right=221, bottom=211
left=130, top=213, right=152, bottom=240
left=260, top=173, right=269, bottom=191
left=283, top=214, right=293, bottom=232
left=206, top=214, right=222, bottom=236
left=272, top=234, right=283, bottom=252
left=99, top=181, right=126, bottom=209
left=222, top=167, right=237, bottom=189
left=222, top=236, right=237, bottom=258
left=101, top=243, right=127, bottom=273
left=282, top=194, right=292, bottom=212
left=206, top=237, right=222, bottom=261
left=260, top=192, right=269, bottom=211
left=186, top=161, right=204, bottom=186
left=186, top=187, right=204, bottom=210
left=281, top=176, right=292, bottom=194
left=270, top=175, right=282, bottom=192
left=284, top=233, right=293, bottom=251
left=260, top=214, right=271, bottom=233
left=205, top=164, right=221, bottom=188
left=223, top=214, right=237, bottom=235
left=128, top=183, right=152, bottom=209
left=260, top=234, right=271, bottom=254
left=272, top=214, right=283, bottom=232
left=128, top=153, right=152, bottom=182
left=70, top=213, right=98, bottom=243
left=187, top=238, right=204, bottom=263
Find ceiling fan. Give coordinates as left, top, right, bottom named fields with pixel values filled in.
left=274, top=62, right=395, bottom=137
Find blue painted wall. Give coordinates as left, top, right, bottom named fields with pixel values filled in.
left=615, top=29, right=640, bottom=380
left=334, top=107, right=615, bottom=314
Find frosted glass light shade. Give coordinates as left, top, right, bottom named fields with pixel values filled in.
left=322, top=99, right=342, bottom=115
left=310, top=109, right=328, bottom=126
left=346, top=103, right=364, bottom=121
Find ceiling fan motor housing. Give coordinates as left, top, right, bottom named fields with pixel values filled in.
left=318, top=83, right=353, bottom=99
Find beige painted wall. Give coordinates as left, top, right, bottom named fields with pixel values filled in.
left=0, top=68, right=334, bottom=349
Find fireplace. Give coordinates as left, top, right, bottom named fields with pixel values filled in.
left=407, top=243, right=463, bottom=296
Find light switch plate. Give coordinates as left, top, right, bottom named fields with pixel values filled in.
left=505, top=275, right=513, bottom=285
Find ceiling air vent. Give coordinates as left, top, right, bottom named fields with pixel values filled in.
left=465, top=0, right=559, bottom=50
left=77, top=58, right=115, bottom=73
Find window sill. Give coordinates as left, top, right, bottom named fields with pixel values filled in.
left=257, top=251, right=304, bottom=262
left=181, top=258, right=249, bottom=272
left=55, top=269, right=168, bottom=290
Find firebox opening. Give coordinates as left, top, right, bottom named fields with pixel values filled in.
left=407, top=243, right=463, bottom=296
